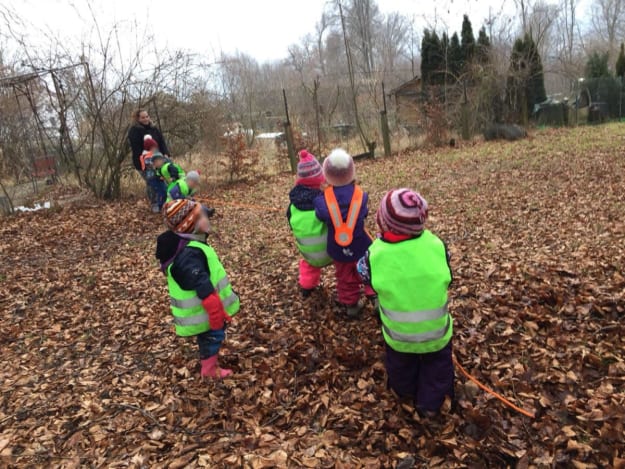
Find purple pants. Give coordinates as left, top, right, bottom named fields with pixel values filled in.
left=385, top=340, right=454, bottom=412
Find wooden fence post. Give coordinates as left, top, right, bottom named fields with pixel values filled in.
left=283, top=89, right=297, bottom=173
left=380, top=82, right=391, bottom=157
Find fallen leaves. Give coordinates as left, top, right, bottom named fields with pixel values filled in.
left=0, top=124, right=624, bottom=466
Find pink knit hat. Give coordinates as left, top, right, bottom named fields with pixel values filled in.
left=323, top=148, right=355, bottom=187
left=296, top=150, right=325, bottom=188
left=377, top=188, right=428, bottom=236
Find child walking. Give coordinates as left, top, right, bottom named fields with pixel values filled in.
left=314, top=149, right=376, bottom=317
left=287, top=150, right=332, bottom=297
left=142, top=136, right=167, bottom=212
left=167, top=170, right=201, bottom=202
left=156, top=199, right=240, bottom=379
left=152, top=152, right=185, bottom=191
left=358, top=188, right=454, bottom=415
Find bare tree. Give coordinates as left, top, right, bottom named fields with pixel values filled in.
left=553, top=0, right=584, bottom=89
left=590, top=0, right=625, bottom=66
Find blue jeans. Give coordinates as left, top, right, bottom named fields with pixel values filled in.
left=147, top=176, right=167, bottom=209
left=196, top=328, right=226, bottom=359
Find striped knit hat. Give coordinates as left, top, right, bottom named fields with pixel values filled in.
left=376, top=188, right=428, bottom=236
left=163, top=199, right=202, bottom=234
left=296, top=150, right=325, bottom=188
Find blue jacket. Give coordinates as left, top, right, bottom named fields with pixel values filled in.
left=314, top=184, right=372, bottom=262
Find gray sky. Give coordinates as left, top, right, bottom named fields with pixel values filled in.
left=4, top=0, right=523, bottom=62
left=3, top=0, right=512, bottom=61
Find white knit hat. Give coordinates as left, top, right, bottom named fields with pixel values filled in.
left=322, top=148, right=355, bottom=187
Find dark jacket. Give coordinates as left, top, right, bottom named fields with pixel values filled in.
left=314, top=184, right=372, bottom=263
left=155, top=231, right=214, bottom=299
left=128, top=123, right=170, bottom=171
left=286, top=185, right=322, bottom=220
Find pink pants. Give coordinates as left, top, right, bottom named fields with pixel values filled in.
left=299, top=259, right=322, bottom=290
left=334, top=260, right=375, bottom=305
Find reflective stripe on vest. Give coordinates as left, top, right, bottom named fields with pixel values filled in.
left=369, top=231, right=452, bottom=354
left=169, top=276, right=233, bottom=309
left=288, top=204, right=332, bottom=267
left=323, top=186, right=364, bottom=247
left=169, top=276, right=236, bottom=309
left=383, top=314, right=450, bottom=343
left=296, top=234, right=327, bottom=246
left=173, top=313, right=208, bottom=327
left=381, top=302, right=448, bottom=323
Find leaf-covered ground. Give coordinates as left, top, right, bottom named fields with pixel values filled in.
left=1, top=125, right=624, bottom=468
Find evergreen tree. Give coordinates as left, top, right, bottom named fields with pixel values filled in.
left=507, top=34, right=547, bottom=123
left=421, top=29, right=444, bottom=85
left=476, top=26, right=491, bottom=64
left=585, top=51, right=611, bottom=78
left=420, top=29, right=432, bottom=84
left=616, top=43, right=625, bottom=78
left=449, top=32, right=463, bottom=79
left=428, top=31, right=444, bottom=85
left=441, top=32, right=450, bottom=82
left=460, top=15, right=475, bottom=68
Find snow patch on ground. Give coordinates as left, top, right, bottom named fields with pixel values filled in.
left=14, top=201, right=51, bottom=212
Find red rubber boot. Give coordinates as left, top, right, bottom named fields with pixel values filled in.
left=200, top=355, right=233, bottom=379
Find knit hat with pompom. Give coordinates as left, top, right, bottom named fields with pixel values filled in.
left=322, top=148, right=355, bottom=187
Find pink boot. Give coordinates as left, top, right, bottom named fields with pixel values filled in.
left=200, top=355, right=233, bottom=379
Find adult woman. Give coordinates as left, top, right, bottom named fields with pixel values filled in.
left=128, top=109, right=171, bottom=212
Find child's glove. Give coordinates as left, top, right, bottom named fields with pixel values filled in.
left=201, top=292, right=231, bottom=330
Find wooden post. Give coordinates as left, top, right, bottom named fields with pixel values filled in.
left=461, top=80, right=470, bottom=140
left=380, top=82, right=391, bottom=157
left=313, top=77, right=322, bottom=156
left=282, top=89, right=297, bottom=173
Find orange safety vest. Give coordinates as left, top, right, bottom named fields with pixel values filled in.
left=140, top=150, right=154, bottom=171
left=323, top=185, right=364, bottom=247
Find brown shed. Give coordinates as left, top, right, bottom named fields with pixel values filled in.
left=390, top=76, right=422, bottom=128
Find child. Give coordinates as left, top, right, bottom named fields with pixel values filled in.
left=155, top=199, right=240, bottom=379
left=152, top=152, right=185, bottom=190
left=357, top=188, right=454, bottom=415
left=287, top=150, right=332, bottom=297
left=313, top=148, right=376, bottom=317
left=167, top=170, right=201, bottom=202
left=142, top=136, right=167, bottom=212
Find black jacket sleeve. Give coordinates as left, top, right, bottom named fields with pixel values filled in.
left=170, top=247, right=214, bottom=299
left=128, top=126, right=145, bottom=170
left=443, top=241, right=453, bottom=285
left=151, top=127, right=170, bottom=156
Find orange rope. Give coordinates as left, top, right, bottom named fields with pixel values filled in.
left=453, top=355, right=535, bottom=418
left=195, top=195, right=535, bottom=419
